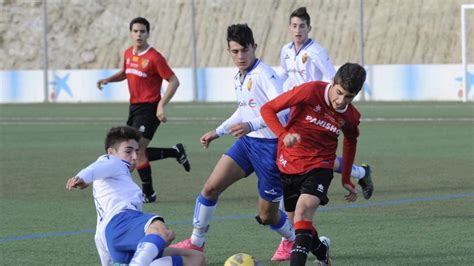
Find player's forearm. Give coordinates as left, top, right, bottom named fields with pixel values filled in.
left=159, top=75, right=180, bottom=106
left=341, top=138, right=357, bottom=187
left=107, top=70, right=127, bottom=83
left=260, top=102, right=287, bottom=137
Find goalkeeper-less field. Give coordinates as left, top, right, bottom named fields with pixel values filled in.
left=1, top=102, right=473, bottom=265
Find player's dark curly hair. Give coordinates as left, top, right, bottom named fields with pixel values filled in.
left=129, top=17, right=150, bottom=33
left=227, top=24, right=255, bottom=48
left=290, top=7, right=311, bottom=27
left=105, top=126, right=141, bottom=152
left=333, top=63, right=367, bottom=94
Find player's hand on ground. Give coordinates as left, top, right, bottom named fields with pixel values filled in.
left=96, top=79, right=108, bottom=90
left=200, top=131, right=219, bottom=149
left=283, top=133, right=301, bottom=148
left=66, top=176, right=89, bottom=191
left=156, top=104, right=167, bottom=123
left=229, top=123, right=250, bottom=138
left=343, top=183, right=357, bottom=202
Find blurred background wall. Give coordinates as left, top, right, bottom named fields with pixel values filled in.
left=1, top=0, right=473, bottom=70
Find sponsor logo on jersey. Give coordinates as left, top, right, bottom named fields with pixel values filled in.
left=248, top=98, right=257, bottom=108
left=238, top=98, right=257, bottom=108
left=247, top=78, right=252, bottom=91
left=284, top=54, right=290, bottom=60
left=132, top=56, right=139, bottom=62
left=141, top=59, right=149, bottom=68
left=302, top=53, right=308, bottom=64
left=125, top=68, right=148, bottom=78
left=305, top=115, right=341, bottom=135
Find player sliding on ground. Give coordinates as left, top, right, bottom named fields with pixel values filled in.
left=66, top=126, right=204, bottom=266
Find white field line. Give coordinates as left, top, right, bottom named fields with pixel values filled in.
left=0, top=116, right=473, bottom=126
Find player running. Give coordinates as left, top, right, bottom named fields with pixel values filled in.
left=261, top=62, right=367, bottom=265
left=170, top=24, right=296, bottom=261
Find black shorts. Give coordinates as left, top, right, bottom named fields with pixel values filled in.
left=280, top=168, right=334, bottom=212
left=127, top=103, right=161, bottom=140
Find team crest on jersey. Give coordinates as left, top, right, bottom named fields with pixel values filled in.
left=132, top=56, right=139, bottom=62
left=337, top=119, right=346, bottom=128
left=302, top=53, right=308, bottom=64
left=247, top=78, right=252, bottom=91
left=141, top=59, right=149, bottom=68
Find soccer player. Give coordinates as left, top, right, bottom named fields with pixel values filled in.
left=170, top=24, right=296, bottom=261
left=96, top=17, right=190, bottom=203
left=277, top=7, right=373, bottom=200
left=261, top=63, right=367, bottom=265
left=66, top=126, right=204, bottom=266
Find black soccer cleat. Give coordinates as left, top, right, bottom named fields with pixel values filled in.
left=358, top=164, right=374, bottom=200
left=142, top=192, right=156, bottom=203
left=316, top=236, right=332, bottom=266
left=174, top=143, right=191, bottom=172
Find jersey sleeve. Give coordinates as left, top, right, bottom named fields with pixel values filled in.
left=154, top=52, right=175, bottom=81
left=76, top=156, right=124, bottom=184
left=261, top=84, right=312, bottom=137
left=341, top=113, right=360, bottom=188
left=313, top=48, right=336, bottom=81
left=215, top=108, right=242, bottom=136
left=277, top=48, right=289, bottom=82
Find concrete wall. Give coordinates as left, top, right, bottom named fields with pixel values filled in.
left=2, top=0, right=474, bottom=70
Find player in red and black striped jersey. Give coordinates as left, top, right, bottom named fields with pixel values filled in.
left=97, top=17, right=190, bottom=203
left=261, top=63, right=366, bottom=266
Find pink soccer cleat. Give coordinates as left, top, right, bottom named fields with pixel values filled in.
left=271, top=239, right=294, bottom=261
left=169, top=238, right=204, bottom=252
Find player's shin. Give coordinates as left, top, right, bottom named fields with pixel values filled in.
left=130, top=234, right=166, bottom=265
left=290, top=228, right=312, bottom=266
left=270, top=210, right=295, bottom=240
left=190, top=193, right=217, bottom=247
left=150, top=255, right=183, bottom=266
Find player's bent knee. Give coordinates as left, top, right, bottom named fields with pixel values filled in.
left=147, top=219, right=175, bottom=244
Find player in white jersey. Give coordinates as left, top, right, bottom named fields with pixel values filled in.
left=170, top=24, right=296, bottom=261
left=277, top=7, right=374, bottom=201
left=66, top=126, right=204, bottom=266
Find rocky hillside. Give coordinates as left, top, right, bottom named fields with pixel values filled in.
left=1, top=0, right=473, bottom=69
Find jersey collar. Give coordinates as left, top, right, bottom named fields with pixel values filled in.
left=133, top=45, right=152, bottom=56
left=291, top=38, right=313, bottom=56
left=324, top=83, right=349, bottom=113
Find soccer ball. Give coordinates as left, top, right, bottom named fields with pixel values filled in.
left=224, top=253, right=259, bottom=266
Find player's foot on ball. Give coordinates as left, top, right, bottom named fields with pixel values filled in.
left=271, top=239, right=294, bottom=261
left=174, top=143, right=191, bottom=172
left=169, top=238, right=204, bottom=252
left=358, top=164, right=374, bottom=199
left=142, top=192, right=156, bottom=203
left=317, top=236, right=332, bottom=266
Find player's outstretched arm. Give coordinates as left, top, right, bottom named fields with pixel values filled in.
left=200, top=131, right=219, bottom=149
left=97, top=69, right=126, bottom=90
left=66, top=176, right=89, bottom=191
left=228, top=122, right=251, bottom=138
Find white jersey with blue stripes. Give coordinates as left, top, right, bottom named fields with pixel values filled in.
left=278, top=39, right=336, bottom=91
left=216, top=59, right=287, bottom=139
